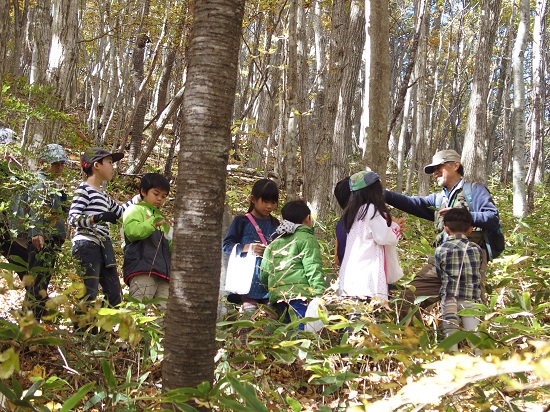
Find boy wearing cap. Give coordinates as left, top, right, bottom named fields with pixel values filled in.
left=25, top=144, right=70, bottom=320
left=384, top=149, right=500, bottom=310
left=68, top=148, right=139, bottom=310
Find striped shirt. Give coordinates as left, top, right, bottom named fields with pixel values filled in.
left=435, top=234, right=482, bottom=301
left=68, top=182, right=138, bottom=245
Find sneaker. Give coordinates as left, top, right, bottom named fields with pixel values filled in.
left=242, top=302, right=258, bottom=312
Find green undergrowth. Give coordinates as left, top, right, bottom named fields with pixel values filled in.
left=0, top=184, right=549, bottom=411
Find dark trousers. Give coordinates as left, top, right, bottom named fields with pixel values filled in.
left=273, top=299, right=308, bottom=330
left=0, top=227, right=28, bottom=279
left=72, top=240, right=122, bottom=307
left=26, top=237, right=64, bottom=320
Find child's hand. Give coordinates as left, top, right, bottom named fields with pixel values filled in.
left=249, top=242, right=266, bottom=256
left=154, top=219, right=167, bottom=228
left=392, top=216, right=406, bottom=231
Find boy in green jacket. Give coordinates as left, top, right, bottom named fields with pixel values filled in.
left=122, top=173, right=172, bottom=313
left=260, top=200, right=326, bottom=328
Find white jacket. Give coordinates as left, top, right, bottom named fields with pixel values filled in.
left=339, top=204, right=401, bottom=300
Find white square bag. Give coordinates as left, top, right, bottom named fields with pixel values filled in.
left=224, top=245, right=257, bottom=295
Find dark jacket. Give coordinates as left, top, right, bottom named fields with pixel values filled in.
left=122, top=202, right=171, bottom=285
left=384, top=179, right=500, bottom=249
left=384, top=180, right=499, bottom=230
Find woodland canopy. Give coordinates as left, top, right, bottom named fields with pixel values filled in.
left=0, top=0, right=549, bottom=410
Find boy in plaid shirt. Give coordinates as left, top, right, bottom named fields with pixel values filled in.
left=435, top=208, right=482, bottom=352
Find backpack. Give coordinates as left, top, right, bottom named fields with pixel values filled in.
left=436, top=182, right=505, bottom=261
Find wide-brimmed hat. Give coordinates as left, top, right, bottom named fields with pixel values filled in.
left=40, top=144, right=69, bottom=163
left=0, top=128, right=17, bottom=145
left=424, top=149, right=461, bottom=174
left=349, top=171, right=380, bottom=191
left=81, top=147, right=124, bottom=169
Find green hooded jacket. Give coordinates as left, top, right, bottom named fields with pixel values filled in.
left=260, top=225, right=326, bottom=304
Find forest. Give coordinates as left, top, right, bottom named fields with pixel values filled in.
left=0, top=0, right=549, bottom=410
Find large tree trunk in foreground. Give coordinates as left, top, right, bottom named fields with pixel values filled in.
left=162, top=0, right=245, bottom=397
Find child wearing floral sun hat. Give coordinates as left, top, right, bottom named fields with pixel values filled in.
left=338, top=171, right=403, bottom=303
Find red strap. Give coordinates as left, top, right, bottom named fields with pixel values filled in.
left=245, top=213, right=268, bottom=244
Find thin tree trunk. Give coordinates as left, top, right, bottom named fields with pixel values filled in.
left=363, top=0, right=390, bottom=185
left=512, top=0, right=529, bottom=217
left=284, top=0, right=303, bottom=200
left=487, top=22, right=512, bottom=176
left=526, top=0, right=546, bottom=211
left=413, top=0, right=430, bottom=195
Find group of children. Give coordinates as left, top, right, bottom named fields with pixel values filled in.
left=1, top=144, right=173, bottom=326
left=1, top=139, right=482, bottom=347
left=223, top=172, right=482, bottom=348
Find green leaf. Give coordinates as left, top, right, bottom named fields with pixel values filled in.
left=60, top=381, right=95, bottom=412
left=101, top=359, right=116, bottom=389
left=22, top=379, right=44, bottom=400
left=437, top=331, right=470, bottom=351
left=226, top=374, right=267, bottom=412
left=286, top=396, right=302, bottom=412
left=172, top=402, right=201, bottom=412
left=0, top=348, right=19, bottom=379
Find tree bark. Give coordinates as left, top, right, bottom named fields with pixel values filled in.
left=511, top=0, right=528, bottom=217
left=162, top=0, right=245, bottom=396
left=526, top=0, right=546, bottom=211
left=412, top=0, right=430, bottom=195
left=331, top=0, right=364, bottom=199
left=462, top=0, right=501, bottom=184
left=363, top=0, right=390, bottom=185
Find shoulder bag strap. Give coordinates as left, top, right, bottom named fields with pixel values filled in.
left=245, top=213, right=268, bottom=244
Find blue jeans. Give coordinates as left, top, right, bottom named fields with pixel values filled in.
left=273, top=299, right=308, bottom=330
left=72, top=240, right=121, bottom=307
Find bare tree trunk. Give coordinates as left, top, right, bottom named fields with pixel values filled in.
left=331, top=0, right=364, bottom=200
left=512, top=0, right=529, bottom=217
left=487, top=21, right=512, bottom=176
left=363, top=0, right=390, bottom=185
left=396, top=85, right=412, bottom=193
left=284, top=0, right=305, bottom=200
left=0, top=0, right=9, bottom=102
left=500, top=75, right=513, bottom=186
left=526, top=0, right=547, bottom=211
left=127, top=30, right=150, bottom=165
left=303, top=0, right=346, bottom=218
left=413, top=0, right=430, bottom=195
left=387, top=0, right=425, bottom=142
left=21, top=0, right=51, bottom=154
left=461, top=0, right=501, bottom=184
left=162, top=0, right=245, bottom=395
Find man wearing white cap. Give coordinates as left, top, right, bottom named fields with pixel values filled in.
left=384, top=149, right=501, bottom=310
